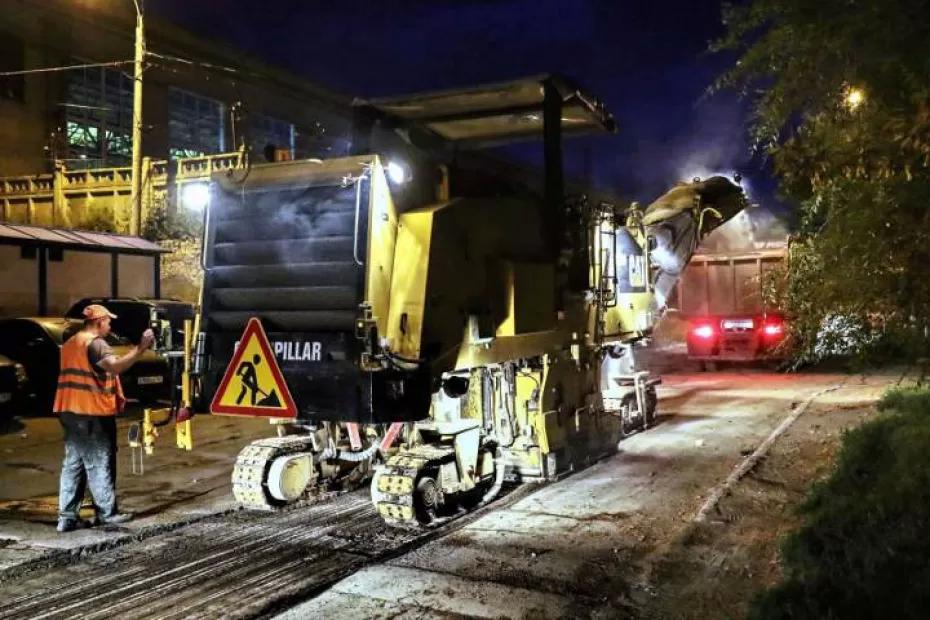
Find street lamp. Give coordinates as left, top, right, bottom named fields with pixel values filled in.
left=129, top=0, right=145, bottom=236
left=844, top=87, right=865, bottom=111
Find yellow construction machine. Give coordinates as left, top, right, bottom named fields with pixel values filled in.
left=173, top=76, right=744, bottom=526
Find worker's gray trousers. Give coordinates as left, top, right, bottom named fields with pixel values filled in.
left=58, top=413, right=118, bottom=520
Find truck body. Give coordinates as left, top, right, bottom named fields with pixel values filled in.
left=677, top=247, right=787, bottom=364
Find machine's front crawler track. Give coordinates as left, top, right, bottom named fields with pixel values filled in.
left=371, top=444, right=455, bottom=529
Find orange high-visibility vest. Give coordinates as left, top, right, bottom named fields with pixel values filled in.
left=53, top=331, right=125, bottom=416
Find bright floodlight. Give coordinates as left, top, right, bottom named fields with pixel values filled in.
left=181, top=182, right=210, bottom=210
left=386, top=161, right=409, bottom=184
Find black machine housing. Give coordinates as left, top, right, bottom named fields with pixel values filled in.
left=196, top=75, right=617, bottom=426
left=197, top=168, right=429, bottom=424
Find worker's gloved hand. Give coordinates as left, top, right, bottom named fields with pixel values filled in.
left=139, top=329, right=156, bottom=351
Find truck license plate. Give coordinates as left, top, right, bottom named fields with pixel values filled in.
left=137, top=376, right=164, bottom=385
left=722, top=319, right=754, bottom=330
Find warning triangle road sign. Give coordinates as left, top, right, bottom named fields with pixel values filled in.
left=210, top=318, right=298, bottom=418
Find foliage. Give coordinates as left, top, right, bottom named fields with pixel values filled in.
left=751, top=387, right=930, bottom=619
left=715, top=0, right=930, bottom=363
left=141, top=194, right=201, bottom=243
left=159, top=238, right=203, bottom=303
left=80, top=208, right=118, bottom=233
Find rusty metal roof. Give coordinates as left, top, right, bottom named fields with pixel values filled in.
left=0, top=223, right=168, bottom=253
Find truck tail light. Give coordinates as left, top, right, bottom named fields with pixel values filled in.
left=762, top=318, right=784, bottom=337
left=692, top=324, right=716, bottom=340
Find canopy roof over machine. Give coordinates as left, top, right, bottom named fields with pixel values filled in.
left=355, top=74, right=617, bottom=148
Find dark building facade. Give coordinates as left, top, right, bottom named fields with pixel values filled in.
left=0, top=0, right=350, bottom=176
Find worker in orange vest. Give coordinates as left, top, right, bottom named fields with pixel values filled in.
left=53, top=304, right=155, bottom=533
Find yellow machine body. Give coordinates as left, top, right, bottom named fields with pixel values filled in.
left=178, top=77, right=746, bottom=523
left=384, top=197, right=555, bottom=369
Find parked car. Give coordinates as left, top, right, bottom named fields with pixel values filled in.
left=0, top=317, right=170, bottom=414
left=0, top=353, right=28, bottom=415
left=65, top=297, right=196, bottom=350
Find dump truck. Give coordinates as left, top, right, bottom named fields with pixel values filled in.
left=678, top=247, right=787, bottom=369
left=171, top=75, right=745, bottom=527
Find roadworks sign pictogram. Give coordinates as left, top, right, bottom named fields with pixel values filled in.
left=210, top=318, right=298, bottom=418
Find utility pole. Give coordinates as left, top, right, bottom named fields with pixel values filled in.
left=129, top=0, right=145, bottom=236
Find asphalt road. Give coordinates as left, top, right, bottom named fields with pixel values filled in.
left=0, top=407, right=272, bottom=560
left=0, top=368, right=904, bottom=619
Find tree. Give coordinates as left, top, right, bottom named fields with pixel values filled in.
left=715, top=0, right=930, bottom=362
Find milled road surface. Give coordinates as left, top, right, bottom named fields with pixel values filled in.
left=0, top=494, right=422, bottom=619
left=0, top=368, right=908, bottom=619
left=0, top=410, right=273, bottom=563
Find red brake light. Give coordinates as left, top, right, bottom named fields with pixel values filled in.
left=762, top=321, right=784, bottom=337
left=692, top=324, right=716, bottom=339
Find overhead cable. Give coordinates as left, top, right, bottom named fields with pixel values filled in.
left=0, top=60, right=133, bottom=77
left=145, top=50, right=239, bottom=76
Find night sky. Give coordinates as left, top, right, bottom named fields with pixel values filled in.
left=148, top=0, right=782, bottom=212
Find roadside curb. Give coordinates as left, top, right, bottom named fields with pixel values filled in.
left=693, top=364, right=921, bottom=523
left=630, top=368, right=910, bottom=603
left=692, top=381, right=846, bottom=522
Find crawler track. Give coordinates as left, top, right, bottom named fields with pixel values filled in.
left=0, top=493, right=421, bottom=619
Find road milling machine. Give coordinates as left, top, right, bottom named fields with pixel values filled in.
left=183, top=75, right=746, bottom=527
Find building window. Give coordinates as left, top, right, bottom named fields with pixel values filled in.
left=249, top=114, right=295, bottom=160
left=0, top=36, right=26, bottom=102
left=65, top=63, right=133, bottom=168
left=168, top=88, right=225, bottom=158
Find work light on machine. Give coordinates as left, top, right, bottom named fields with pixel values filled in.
left=386, top=160, right=410, bottom=185
left=181, top=182, right=210, bottom=211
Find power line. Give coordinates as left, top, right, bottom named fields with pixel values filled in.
left=0, top=59, right=133, bottom=77
left=143, top=50, right=348, bottom=117
left=146, top=50, right=239, bottom=76
left=0, top=43, right=345, bottom=114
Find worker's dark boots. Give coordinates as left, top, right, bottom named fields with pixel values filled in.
left=97, top=512, right=133, bottom=525
left=56, top=518, right=93, bottom=533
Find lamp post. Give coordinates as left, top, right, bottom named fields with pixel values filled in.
left=844, top=87, right=865, bottom=111
left=129, top=0, right=144, bottom=236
